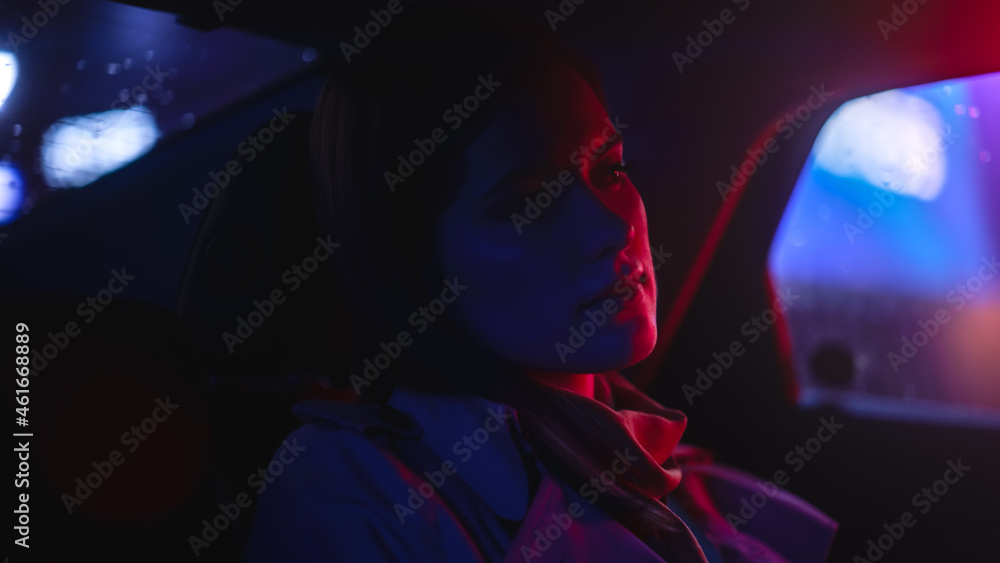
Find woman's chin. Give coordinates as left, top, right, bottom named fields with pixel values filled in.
left=630, top=319, right=658, bottom=364
left=615, top=318, right=658, bottom=369
left=548, top=319, right=657, bottom=373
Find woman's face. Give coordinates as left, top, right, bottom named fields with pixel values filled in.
left=431, top=62, right=657, bottom=374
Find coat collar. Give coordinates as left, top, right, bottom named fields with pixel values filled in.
left=387, top=385, right=533, bottom=521
left=387, top=372, right=691, bottom=520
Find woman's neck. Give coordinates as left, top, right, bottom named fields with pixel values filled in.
left=523, top=370, right=595, bottom=400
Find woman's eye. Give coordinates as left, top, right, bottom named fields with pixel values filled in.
left=593, top=161, right=632, bottom=190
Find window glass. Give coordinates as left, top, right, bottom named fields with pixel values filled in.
left=0, top=2, right=318, bottom=223
left=769, top=71, right=1000, bottom=426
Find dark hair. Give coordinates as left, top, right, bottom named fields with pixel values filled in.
left=309, top=7, right=686, bottom=547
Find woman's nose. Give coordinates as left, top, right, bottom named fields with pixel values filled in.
left=617, top=225, right=639, bottom=274
left=572, top=187, right=631, bottom=261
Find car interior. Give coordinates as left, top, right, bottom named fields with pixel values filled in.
left=2, top=0, right=998, bottom=561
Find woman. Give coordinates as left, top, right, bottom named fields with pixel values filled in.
left=245, top=9, right=835, bottom=562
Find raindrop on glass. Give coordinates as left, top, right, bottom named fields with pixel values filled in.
left=790, top=227, right=807, bottom=247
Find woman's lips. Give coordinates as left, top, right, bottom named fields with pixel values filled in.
left=579, top=266, right=647, bottom=312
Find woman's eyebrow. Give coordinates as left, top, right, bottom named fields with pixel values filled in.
left=478, top=163, right=557, bottom=202
left=573, top=136, right=625, bottom=175
left=591, top=136, right=624, bottom=160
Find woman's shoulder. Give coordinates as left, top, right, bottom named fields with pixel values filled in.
left=244, top=399, right=481, bottom=562
left=259, top=399, right=424, bottom=501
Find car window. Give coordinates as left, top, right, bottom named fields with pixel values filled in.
left=0, top=1, right=319, bottom=224
left=769, top=70, right=1000, bottom=427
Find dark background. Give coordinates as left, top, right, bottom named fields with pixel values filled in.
left=2, top=0, right=999, bottom=561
